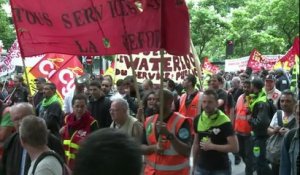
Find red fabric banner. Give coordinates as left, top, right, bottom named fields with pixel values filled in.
left=246, top=49, right=277, bottom=72
left=10, top=0, right=190, bottom=57
left=48, top=57, right=84, bottom=98
left=29, top=54, right=83, bottom=98
left=276, top=37, right=299, bottom=69
left=202, top=57, right=220, bottom=74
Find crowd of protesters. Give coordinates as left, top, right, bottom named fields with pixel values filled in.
left=0, top=66, right=298, bottom=175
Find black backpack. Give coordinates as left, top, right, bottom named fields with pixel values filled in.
left=31, top=151, right=71, bottom=175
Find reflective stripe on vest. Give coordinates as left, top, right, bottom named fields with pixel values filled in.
left=63, top=140, right=79, bottom=149
left=145, top=159, right=190, bottom=171
left=64, top=150, right=76, bottom=159
left=236, top=115, right=247, bottom=120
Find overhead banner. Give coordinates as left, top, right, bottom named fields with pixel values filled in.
left=115, top=51, right=197, bottom=84
left=10, top=0, right=190, bottom=57
left=225, top=57, right=248, bottom=72
left=226, top=55, right=281, bottom=72
left=247, top=49, right=281, bottom=72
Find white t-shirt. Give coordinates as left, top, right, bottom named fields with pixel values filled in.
left=27, top=156, right=63, bottom=175
left=269, top=110, right=295, bottom=128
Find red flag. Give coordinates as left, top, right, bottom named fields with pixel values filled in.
left=28, top=54, right=83, bottom=99
left=29, top=54, right=78, bottom=79
left=276, top=37, right=299, bottom=70
left=161, top=0, right=190, bottom=55
left=202, top=57, right=220, bottom=74
left=48, top=57, right=84, bottom=98
left=247, top=49, right=267, bottom=72
left=10, top=0, right=190, bottom=57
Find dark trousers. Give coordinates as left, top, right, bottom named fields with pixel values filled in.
left=252, top=136, right=272, bottom=175
left=271, top=163, right=279, bottom=175
left=237, top=134, right=254, bottom=175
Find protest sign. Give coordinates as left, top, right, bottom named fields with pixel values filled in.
left=115, top=51, right=197, bottom=84
left=11, top=0, right=190, bottom=57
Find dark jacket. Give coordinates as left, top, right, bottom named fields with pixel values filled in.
left=88, top=96, right=112, bottom=128
left=1, top=132, right=64, bottom=175
left=37, top=101, right=63, bottom=137
left=249, top=101, right=271, bottom=137
left=11, top=86, right=28, bottom=105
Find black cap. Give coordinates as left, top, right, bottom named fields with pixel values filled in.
left=251, top=78, right=264, bottom=90
left=34, top=77, right=46, bottom=83
left=265, top=74, right=276, bottom=81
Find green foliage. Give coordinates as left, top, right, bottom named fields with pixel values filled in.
left=190, top=0, right=299, bottom=61
left=0, top=0, right=15, bottom=50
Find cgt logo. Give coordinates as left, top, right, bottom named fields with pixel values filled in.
left=38, top=57, right=64, bottom=78
left=57, top=66, right=84, bottom=97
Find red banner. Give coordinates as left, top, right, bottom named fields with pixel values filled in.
left=276, top=37, right=299, bottom=70
left=10, top=0, right=190, bottom=57
left=202, top=57, right=220, bottom=74
left=29, top=54, right=83, bottom=98
left=247, top=49, right=278, bottom=72
left=48, top=58, right=84, bottom=98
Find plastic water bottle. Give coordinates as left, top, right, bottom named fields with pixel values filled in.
left=253, top=146, right=260, bottom=157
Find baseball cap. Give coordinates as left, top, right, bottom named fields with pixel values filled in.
left=34, top=77, right=46, bottom=83
left=265, top=74, right=276, bottom=81
left=7, top=80, right=14, bottom=88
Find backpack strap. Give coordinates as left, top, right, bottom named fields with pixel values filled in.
left=284, top=129, right=297, bottom=150
left=32, top=151, right=63, bottom=175
left=276, top=110, right=283, bottom=127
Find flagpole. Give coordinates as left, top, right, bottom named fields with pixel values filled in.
left=21, top=57, right=32, bottom=96
left=190, top=39, right=203, bottom=91
left=159, top=49, right=165, bottom=123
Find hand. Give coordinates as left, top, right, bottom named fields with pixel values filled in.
left=200, top=138, right=214, bottom=151
left=279, top=127, right=289, bottom=135
left=156, top=121, right=170, bottom=135
left=155, top=141, right=165, bottom=154
left=27, top=95, right=33, bottom=104
left=136, top=107, right=144, bottom=122
left=273, top=126, right=281, bottom=133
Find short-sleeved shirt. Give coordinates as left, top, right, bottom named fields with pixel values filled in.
left=193, top=113, right=234, bottom=171
left=270, top=110, right=295, bottom=128
left=216, top=89, right=228, bottom=112
left=27, top=155, right=63, bottom=175
left=0, top=112, right=14, bottom=127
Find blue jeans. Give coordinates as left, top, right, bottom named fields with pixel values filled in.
left=194, top=166, right=231, bottom=175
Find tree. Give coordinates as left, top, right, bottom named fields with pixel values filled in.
left=190, top=0, right=299, bottom=61
left=0, top=0, right=15, bottom=50
left=189, top=2, right=229, bottom=60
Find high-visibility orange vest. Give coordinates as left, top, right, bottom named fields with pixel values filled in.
left=179, top=92, right=201, bottom=119
left=144, top=112, right=190, bottom=175
left=62, top=114, right=96, bottom=169
left=234, top=94, right=252, bottom=134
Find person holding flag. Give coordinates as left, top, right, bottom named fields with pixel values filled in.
left=37, top=83, right=63, bottom=138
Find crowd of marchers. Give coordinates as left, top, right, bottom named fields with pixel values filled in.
left=0, top=67, right=298, bottom=175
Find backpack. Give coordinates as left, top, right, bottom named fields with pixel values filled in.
left=32, top=151, right=71, bottom=175
left=266, top=111, right=296, bottom=164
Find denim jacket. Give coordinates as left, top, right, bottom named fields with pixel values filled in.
left=280, top=128, right=299, bottom=175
